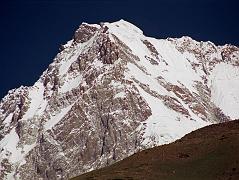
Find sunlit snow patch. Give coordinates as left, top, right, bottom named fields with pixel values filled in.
left=209, top=63, right=239, bottom=119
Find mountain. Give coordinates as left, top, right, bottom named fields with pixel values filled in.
left=0, top=20, right=238, bottom=179
left=74, top=120, right=239, bottom=180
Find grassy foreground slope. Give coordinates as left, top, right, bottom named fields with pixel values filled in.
left=73, top=120, right=239, bottom=180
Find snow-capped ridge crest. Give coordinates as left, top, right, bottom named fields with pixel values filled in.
left=72, top=19, right=143, bottom=45
left=106, top=19, right=143, bottom=34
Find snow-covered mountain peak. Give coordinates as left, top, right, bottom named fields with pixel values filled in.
left=106, top=19, right=144, bottom=34
left=0, top=20, right=238, bottom=179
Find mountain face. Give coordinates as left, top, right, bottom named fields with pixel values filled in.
left=75, top=120, right=239, bottom=180
left=0, top=20, right=238, bottom=179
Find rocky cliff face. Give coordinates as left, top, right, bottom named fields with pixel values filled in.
left=0, top=20, right=238, bottom=179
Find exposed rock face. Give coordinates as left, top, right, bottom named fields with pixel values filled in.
left=0, top=20, right=239, bottom=179
left=73, top=23, right=99, bottom=43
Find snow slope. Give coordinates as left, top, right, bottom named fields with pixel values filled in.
left=209, top=63, right=239, bottom=119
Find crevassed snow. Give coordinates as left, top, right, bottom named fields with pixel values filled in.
left=44, top=104, right=73, bottom=130
left=209, top=63, right=239, bottom=119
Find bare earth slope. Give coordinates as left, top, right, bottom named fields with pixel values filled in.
left=0, top=20, right=238, bottom=179
left=75, top=120, right=239, bottom=180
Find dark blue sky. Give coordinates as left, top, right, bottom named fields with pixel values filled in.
left=0, top=0, right=238, bottom=99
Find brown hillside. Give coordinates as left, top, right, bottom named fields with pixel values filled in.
left=73, top=120, right=239, bottom=180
